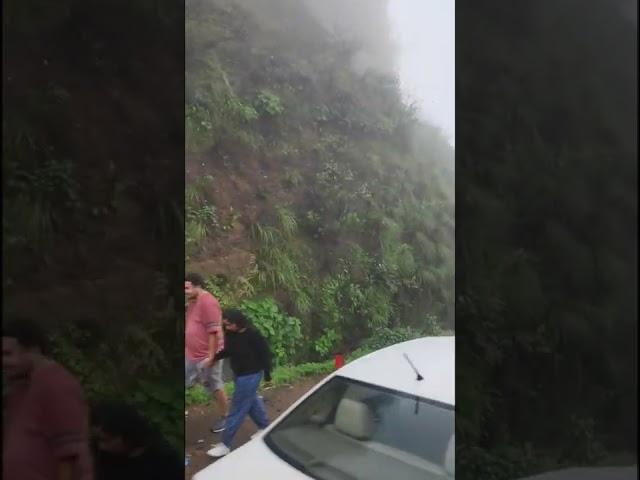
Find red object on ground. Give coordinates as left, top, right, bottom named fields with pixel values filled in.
left=335, top=353, right=345, bottom=369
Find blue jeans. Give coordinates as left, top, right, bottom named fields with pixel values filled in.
left=222, top=371, right=270, bottom=448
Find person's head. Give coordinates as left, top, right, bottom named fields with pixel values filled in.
left=185, top=272, right=206, bottom=300
left=222, top=309, right=251, bottom=332
left=92, top=401, right=156, bottom=456
left=2, top=317, right=48, bottom=380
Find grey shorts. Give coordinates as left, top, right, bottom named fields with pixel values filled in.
left=185, top=358, right=224, bottom=392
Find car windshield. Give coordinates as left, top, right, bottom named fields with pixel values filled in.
left=264, top=376, right=454, bottom=480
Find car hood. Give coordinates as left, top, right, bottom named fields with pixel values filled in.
left=191, top=437, right=310, bottom=480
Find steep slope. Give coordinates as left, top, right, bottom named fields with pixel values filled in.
left=185, top=0, right=454, bottom=359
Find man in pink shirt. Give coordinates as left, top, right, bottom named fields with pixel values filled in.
left=2, top=317, right=93, bottom=480
left=185, top=272, right=229, bottom=433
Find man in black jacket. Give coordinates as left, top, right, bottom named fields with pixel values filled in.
left=207, top=309, right=272, bottom=458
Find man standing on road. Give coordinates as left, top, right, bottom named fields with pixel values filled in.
left=2, top=317, right=93, bottom=480
left=185, top=272, right=229, bottom=433
left=207, top=309, right=272, bottom=458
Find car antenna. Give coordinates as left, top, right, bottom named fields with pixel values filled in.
left=403, top=353, right=424, bottom=381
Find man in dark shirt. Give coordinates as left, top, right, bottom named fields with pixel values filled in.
left=91, top=401, right=182, bottom=480
left=207, top=309, right=272, bottom=458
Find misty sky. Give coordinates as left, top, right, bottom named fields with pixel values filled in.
left=388, top=0, right=455, bottom=147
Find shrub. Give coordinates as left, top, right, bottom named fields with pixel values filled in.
left=185, top=176, right=218, bottom=256
left=301, top=210, right=323, bottom=237
left=131, top=379, right=185, bottom=451
left=49, top=322, right=184, bottom=452
left=205, top=272, right=256, bottom=309
left=186, top=384, right=210, bottom=406
left=252, top=223, right=311, bottom=315
left=185, top=88, right=259, bottom=152
left=360, top=326, right=426, bottom=352
left=254, top=90, right=284, bottom=116
left=424, top=313, right=443, bottom=336
left=241, top=298, right=303, bottom=366
left=271, top=361, right=334, bottom=385
left=283, top=169, right=303, bottom=189
left=313, top=328, right=340, bottom=357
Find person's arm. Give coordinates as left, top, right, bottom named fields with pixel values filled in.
left=214, top=348, right=231, bottom=361
left=201, top=296, right=223, bottom=365
left=250, top=330, right=272, bottom=382
left=208, top=332, right=219, bottom=363
left=39, top=369, right=91, bottom=480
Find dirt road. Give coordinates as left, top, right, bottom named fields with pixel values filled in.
left=185, top=375, right=324, bottom=478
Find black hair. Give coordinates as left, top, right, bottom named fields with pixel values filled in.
left=2, top=317, right=49, bottom=353
left=92, top=401, right=157, bottom=448
left=185, top=272, right=205, bottom=288
left=222, top=309, right=252, bottom=329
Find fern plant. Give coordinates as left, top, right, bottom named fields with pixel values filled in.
left=185, top=175, right=218, bottom=255
left=275, top=207, right=297, bottom=237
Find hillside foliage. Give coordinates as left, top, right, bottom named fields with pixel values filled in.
left=185, top=0, right=455, bottom=362
left=3, top=0, right=185, bottom=451
left=456, top=1, right=637, bottom=477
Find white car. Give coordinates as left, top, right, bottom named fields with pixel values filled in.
left=193, top=336, right=455, bottom=480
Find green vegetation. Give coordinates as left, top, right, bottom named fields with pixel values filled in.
left=185, top=0, right=454, bottom=379
left=254, top=90, right=285, bottom=116
left=2, top=122, right=80, bottom=263
left=241, top=298, right=303, bottom=366
left=3, top=0, right=185, bottom=453
left=186, top=360, right=334, bottom=407
left=183, top=0, right=454, bottom=464
left=186, top=322, right=431, bottom=407
left=186, top=175, right=218, bottom=258
left=185, top=89, right=260, bottom=152
left=205, top=271, right=257, bottom=309
left=49, top=317, right=184, bottom=451
left=183, top=0, right=456, bottom=435
left=186, top=384, right=210, bottom=406
left=456, top=1, right=637, bottom=477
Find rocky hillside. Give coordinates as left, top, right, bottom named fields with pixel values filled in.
left=186, top=0, right=454, bottom=359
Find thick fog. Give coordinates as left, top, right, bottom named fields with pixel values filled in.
left=226, top=0, right=454, bottom=150
left=388, top=0, right=455, bottom=147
